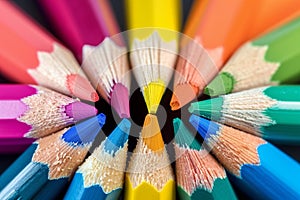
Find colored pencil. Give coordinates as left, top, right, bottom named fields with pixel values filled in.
left=183, top=0, right=208, bottom=38
left=125, top=114, right=175, bottom=200
left=170, top=0, right=256, bottom=110
left=205, top=16, right=300, bottom=96
left=0, top=84, right=98, bottom=153
left=39, top=0, right=131, bottom=118
left=125, top=0, right=180, bottom=114
left=190, top=115, right=300, bottom=199
left=247, top=0, right=300, bottom=39
left=0, top=113, right=106, bottom=199
left=189, top=86, right=300, bottom=143
left=173, top=118, right=237, bottom=200
left=0, top=1, right=98, bottom=102
left=64, top=118, right=131, bottom=200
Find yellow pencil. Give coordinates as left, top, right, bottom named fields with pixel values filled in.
left=125, top=114, right=175, bottom=200
left=125, top=0, right=180, bottom=114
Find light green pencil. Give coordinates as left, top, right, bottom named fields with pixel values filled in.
left=173, top=118, right=237, bottom=200
left=190, top=86, right=300, bottom=143
left=204, top=16, right=300, bottom=96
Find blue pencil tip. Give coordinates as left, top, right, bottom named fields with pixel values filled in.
left=189, top=115, right=220, bottom=140
left=104, top=118, right=131, bottom=155
left=62, top=113, right=106, bottom=145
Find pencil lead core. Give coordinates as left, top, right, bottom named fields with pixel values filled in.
left=204, top=72, right=234, bottom=96
left=110, top=83, right=130, bottom=118
left=64, top=101, right=98, bottom=121
left=170, top=83, right=198, bottom=110
left=67, top=74, right=99, bottom=102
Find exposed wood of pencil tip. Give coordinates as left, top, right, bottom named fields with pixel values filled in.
left=78, top=138, right=128, bottom=193
left=175, top=145, right=226, bottom=194
left=208, top=125, right=266, bottom=176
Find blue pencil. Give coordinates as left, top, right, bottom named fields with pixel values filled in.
left=0, top=114, right=106, bottom=200
left=189, top=115, right=300, bottom=199
left=64, top=118, right=131, bottom=200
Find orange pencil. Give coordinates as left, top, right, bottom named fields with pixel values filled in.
left=171, top=0, right=300, bottom=110
left=0, top=1, right=98, bottom=102
left=183, top=0, right=208, bottom=38
left=171, top=0, right=255, bottom=110
left=248, top=0, right=300, bottom=39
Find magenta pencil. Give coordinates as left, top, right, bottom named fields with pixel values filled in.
left=39, top=0, right=131, bottom=118
left=0, top=84, right=98, bottom=154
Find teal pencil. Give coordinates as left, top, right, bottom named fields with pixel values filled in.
left=64, top=118, right=131, bottom=200
left=173, top=118, right=236, bottom=200
left=0, top=113, right=106, bottom=200
left=189, top=85, right=300, bottom=143
left=189, top=115, right=300, bottom=199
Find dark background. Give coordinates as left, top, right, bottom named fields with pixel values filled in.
left=1, top=1, right=300, bottom=199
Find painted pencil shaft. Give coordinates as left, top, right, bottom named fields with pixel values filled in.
left=0, top=84, right=98, bottom=141
left=39, top=0, right=130, bottom=118
left=38, top=0, right=119, bottom=62
left=190, top=115, right=300, bottom=199
left=0, top=1, right=98, bottom=102
left=173, top=118, right=237, bottom=200
left=190, top=86, right=300, bottom=143
left=125, top=114, right=175, bottom=200
left=0, top=114, right=106, bottom=200
left=205, top=17, right=300, bottom=96
left=126, top=0, right=179, bottom=114
left=64, top=118, right=131, bottom=200
left=247, top=0, right=300, bottom=39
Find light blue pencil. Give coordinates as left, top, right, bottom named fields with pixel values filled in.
left=0, top=114, right=106, bottom=200
left=189, top=115, right=300, bottom=199
left=64, top=118, right=131, bottom=200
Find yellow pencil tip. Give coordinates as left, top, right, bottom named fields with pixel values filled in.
left=143, top=80, right=166, bottom=114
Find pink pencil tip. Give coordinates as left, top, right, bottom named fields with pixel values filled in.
left=110, top=83, right=130, bottom=118
left=64, top=101, right=98, bottom=122
left=67, top=74, right=99, bottom=102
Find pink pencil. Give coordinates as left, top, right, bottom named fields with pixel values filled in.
left=0, top=84, right=98, bottom=154
left=39, top=0, right=131, bottom=118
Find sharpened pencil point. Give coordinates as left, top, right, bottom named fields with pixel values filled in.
left=104, top=118, right=131, bottom=154
left=67, top=74, right=99, bottom=102
left=189, top=115, right=220, bottom=140
left=64, top=101, right=98, bottom=122
left=204, top=72, right=234, bottom=96
left=144, top=81, right=165, bottom=114
left=170, top=83, right=198, bottom=110
left=173, top=118, right=201, bottom=150
left=110, top=83, right=130, bottom=118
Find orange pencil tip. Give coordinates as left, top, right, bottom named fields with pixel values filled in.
left=170, top=83, right=199, bottom=110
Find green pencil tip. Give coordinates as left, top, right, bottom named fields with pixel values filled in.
left=204, top=72, right=235, bottom=96
left=173, top=118, right=201, bottom=150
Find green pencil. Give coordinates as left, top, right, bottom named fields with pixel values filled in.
left=190, top=86, right=300, bottom=143
left=204, top=16, right=300, bottom=96
left=173, top=118, right=237, bottom=200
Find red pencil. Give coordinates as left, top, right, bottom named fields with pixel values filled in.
left=0, top=1, right=98, bottom=102
left=0, top=84, right=98, bottom=153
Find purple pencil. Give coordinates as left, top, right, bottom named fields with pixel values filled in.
left=0, top=84, right=98, bottom=153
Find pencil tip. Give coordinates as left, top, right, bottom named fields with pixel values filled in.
left=204, top=72, right=234, bottom=96
left=110, top=83, right=130, bottom=118
left=188, top=98, right=224, bottom=121
left=104, top=118, right=131, bottom=154
left=62, top=113, right=106, bottom=145
left=143, top=81, right=165, bottom=114
left=67, top=74, right=99, bottom=102
left=170, top=83, right=199, bottom=110
left=189, top=115, right=219, bottom=140
left=64, top=101, right=98, bottom=122
left=142, top=114, right=164, bottom=152
left=173, top=118, right=201, bottom=150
